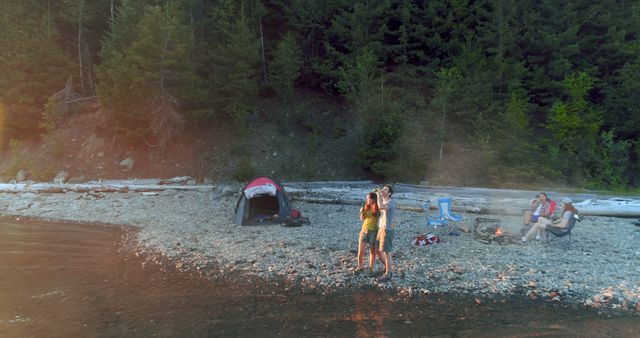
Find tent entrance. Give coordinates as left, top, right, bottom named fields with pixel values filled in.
left=248, top=195, right=280, bottom=224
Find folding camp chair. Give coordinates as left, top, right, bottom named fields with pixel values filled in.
left=423, top=198, right=463, bottom=235
left=438, top=197, right=463, bottom=222
left=546, top=214, right=579, bottom=246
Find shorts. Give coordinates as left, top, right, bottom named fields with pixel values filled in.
left=378, top=228, right=394, bottom=252
left=530, top=215, right=540, bottom=223
left=359, top=230, right=378, bottom=248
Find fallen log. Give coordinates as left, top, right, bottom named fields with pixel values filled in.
left=290, top=196, right=480, bottom=214
left=0, top=183, right=213, bottom=194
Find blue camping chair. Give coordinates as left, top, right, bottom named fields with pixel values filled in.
left=423, top=198, right=463, bottom=235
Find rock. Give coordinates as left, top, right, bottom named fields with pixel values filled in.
left=67, top=176, right=86, bottom=184
left=16, top=170, right=28, bottom=182
left=53, top=170, right=69, bottom=184
left=215, top=182, right=240, bottom=197
left=119, top=158, right=135, bottom=172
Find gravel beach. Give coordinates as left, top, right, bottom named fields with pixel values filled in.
left=1, top=182, right=639, bottom=314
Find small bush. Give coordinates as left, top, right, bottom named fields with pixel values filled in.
left=331, top=115, right=347, bottom=139
left=4, top=139, right=32, bottom=179
left=43, top=134, right=65, bottom=158
left=31, top=165, right=57, bottom=182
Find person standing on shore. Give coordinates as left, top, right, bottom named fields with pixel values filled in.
left=355, top=192, right=385, bottom=274
left=376, top=184, right=396, bottom=281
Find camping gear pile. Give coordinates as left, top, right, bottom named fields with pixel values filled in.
left=412, top=233, right=441, bottom=246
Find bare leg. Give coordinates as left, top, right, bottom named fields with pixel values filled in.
left=368, top=247, right=376, bottom=270
left=356, top=240, right=366, bottom=269
left=376, top=250, right=386, bottom=269
left=523, top=218, right=549, bottom=241
left=384, top=252, right=393, bottom=275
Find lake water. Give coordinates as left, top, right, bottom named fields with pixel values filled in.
left=1, top=219, right=638, bottom=337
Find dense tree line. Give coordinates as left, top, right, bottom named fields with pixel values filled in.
left=0, top=0, right=638, bottom=188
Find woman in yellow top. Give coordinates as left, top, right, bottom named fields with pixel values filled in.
left=355, top=192, right=386, bottom=273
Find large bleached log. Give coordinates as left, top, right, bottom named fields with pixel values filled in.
left=0, top=182, right=213, bottom=193
left=290, top=196, right=481, bottom=214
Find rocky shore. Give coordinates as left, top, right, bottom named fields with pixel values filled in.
left=1, top=181, right=639, bottom=314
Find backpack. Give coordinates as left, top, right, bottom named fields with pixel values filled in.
left=283, top=209, right=303, bottom=227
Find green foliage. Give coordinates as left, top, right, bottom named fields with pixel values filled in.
left=331, top=115, right=348, bottom=139
left=31, top=165, right=57, bottom=182
left=232, top=157, right=256, bottom=181
left=96, top=1, right=197, bottom=144
left=545, top=72, right=603, bottom=183
left=4, top=140, right=32, bottom=179
left=356, top=100, right=405, bottom=180
left=270, top=32, right=303, bottom=99
left=604, top=59, right=640, bottom=138
left=430, top=67, right=463, bottom=161
left=584, top=131, right=630, bottom=189
left=0, top=1, right=74, bottom=148
left=207, top=0, right=260, bottom=127
left=2, top=0, right=640, bottom=187
left=306, top=130, right=320, bottom=156
left=336, top=49, right=381, bottom=119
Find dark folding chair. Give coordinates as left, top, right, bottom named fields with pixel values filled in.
left=546, top=214, right=579, bottom=246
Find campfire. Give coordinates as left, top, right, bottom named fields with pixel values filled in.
left=473, top=224, right=515, bottom=244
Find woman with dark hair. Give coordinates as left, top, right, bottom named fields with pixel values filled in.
left=355, top=192, right=385, bottom=274
left=520, top=192, right=553, bottom=236
left=522, top=197, right=578, bottom=243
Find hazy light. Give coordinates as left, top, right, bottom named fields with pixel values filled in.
left=0, top=102, right=5, bottom=149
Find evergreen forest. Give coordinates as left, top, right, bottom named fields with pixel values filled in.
left=1, top=0, right=639, bottom=189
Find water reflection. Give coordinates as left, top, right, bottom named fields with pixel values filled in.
left=0, top=219, right=638, bottom=337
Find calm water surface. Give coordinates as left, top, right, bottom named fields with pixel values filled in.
left=1, top=219, right=638, bottom=337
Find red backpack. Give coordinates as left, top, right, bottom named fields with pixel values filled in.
left=284, top=209, right=303, bottom=227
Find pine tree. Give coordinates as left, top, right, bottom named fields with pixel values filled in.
left=430, top=67, right=462, bottom=162
left=96, top=1, right=198, bottom=145
left=0, top=0, right=74, bottom=148
left=270, top=32, right=303, bottom=99
left=545, top=72, right=602, bottom=183
left=321, top=0, right=391, bottom=91
left=335, top=49, right=381, bottom=122
left=207, top=0, right=260, bottom=127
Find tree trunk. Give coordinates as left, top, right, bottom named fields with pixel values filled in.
left=260, top=17, right=267, bottom=82
left=439, top=100, right=446, bottom=161
left=110, top=0, right=115, bottom=33
left=78, top=10, right=86, bottom=94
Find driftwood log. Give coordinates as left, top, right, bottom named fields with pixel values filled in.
left=290, top=196, right=480, bottom=214
left=0, top=182, right=213, bottom=194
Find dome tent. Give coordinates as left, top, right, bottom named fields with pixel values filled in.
left=233, top=176, right=301, bottom=226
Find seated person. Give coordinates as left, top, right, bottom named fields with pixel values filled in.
left=522, top=197, right=578, bottom=242
left=520, top=192, right=552, bottom=235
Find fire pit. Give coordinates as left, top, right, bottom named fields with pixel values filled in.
left=473, top=217, right=516, bottom=244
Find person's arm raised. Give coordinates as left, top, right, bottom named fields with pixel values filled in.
left=376, top=191, right=388, bottom=210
